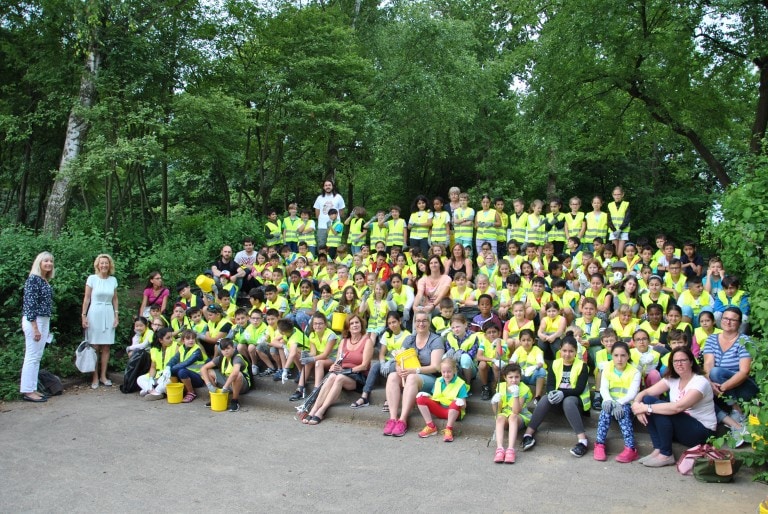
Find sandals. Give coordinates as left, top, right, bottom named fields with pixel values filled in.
left=382, top=401, right=389, bottom=413
left=100, top=379, right=112, bottom=387
left=307, top=415, right=323, bottom=425
left=351, top=397, right=370, bottom=409
left=182, top=392, right=197, bottom=403
left=22, top=394, right=47, bottom=403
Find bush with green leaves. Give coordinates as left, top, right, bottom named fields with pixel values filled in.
left=0, top=212, right=263, bottom=400
left=704, top=153, right=768, bottom=481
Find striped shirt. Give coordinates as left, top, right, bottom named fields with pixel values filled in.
left=703, top=333, right=751, bottom=371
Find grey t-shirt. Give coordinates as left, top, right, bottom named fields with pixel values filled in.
left=402, top=332, right=444, bottom=369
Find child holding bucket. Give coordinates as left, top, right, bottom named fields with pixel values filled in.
left=167, top=329, right=208, bottom=403
left=200, top=338, right=250, bottom=412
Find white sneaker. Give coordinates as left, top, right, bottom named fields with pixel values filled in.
left=731, top=410, right=745, bottom=426
left=281, top=368, right=288, bottom=384
left=139, top=390, right=149, bottom=397
left=730, top=425, right=748, bottom=448
left=251, top=365, right=259, bottom=375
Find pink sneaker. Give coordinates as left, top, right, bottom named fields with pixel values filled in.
left=615, top=446, right=639, bottom=463
left=392, top=419, right=408, bottom=437
left=593, top=443, right=606, bottom=461
left=383, top=418, right=397, bottom=436
left=504, top=448, right=516, bottom=464
left=494, top=447, right=506, bottom=463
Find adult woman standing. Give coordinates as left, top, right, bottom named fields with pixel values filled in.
left=703, top=306, right=755, bottom=444
left=303, top=315, right=374, bottom=425
left=413, top=256, right=452, bottom=316
left=632, top=347, right=717, bottom=467
left=138, top=271, right=168, bottom=317
left=383, top=311, right=445, bottom=437
left=521, top=337, right=591, bottom=457
left=82, top=254, right=119, bottom=388
left=20, top=252, right=55, bottom=403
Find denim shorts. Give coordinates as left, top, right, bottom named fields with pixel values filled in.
left=419, top=374, right=437, bottom=393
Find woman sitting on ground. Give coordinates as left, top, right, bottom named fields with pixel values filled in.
left=382, top=310, right=445, bottom=437
left=632, top=347, right=717, bottom=467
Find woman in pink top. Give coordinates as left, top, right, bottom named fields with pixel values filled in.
left=138, top=271, right=169, bottom=317
left=413, top=256, right=452, bottom=315
left=303, top=315, right=374, bottom=425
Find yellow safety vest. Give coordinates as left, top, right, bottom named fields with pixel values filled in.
left=366, top=296, right=388, bottom=330
left=525, top=214, right=546, bottom=245
left=347, top=218, right=365, bottom=246
left=432, top=376, right=468, bottom=416
left=584, top=212, right=608, bottom=241
left=512, top=345, right=546, bottom=369
left=641, top=292, right=671, bottom=313
left=498, top=381, right=532, bottom=420
left=638, top=321, right=666, bottom=344
left=605, top=362, right=639, bottom=400
left=716, top=290, right=745, bottom=308
left=565, top=212, right=585, bottom=237
left=431, top=211, right=450, bottom=244
left=552, top=359, right=591, bottom=410
left=369, top=222, right=388, bottom=245
left=476, top=209, right=497, bottom=241
left=309, top=328, right=337, bottom=354
left=508, top=212, right=528, bottom=243
left=283, top=216, right=301, bottom=243
left=327, top=220, right=344, bottom=247
left=677, top=290, right=712, bottom=318
left=546, top=212, right=566, bottom=242
left=178, top=343, right=207, bottom=372
left=265, top=219, right=283, bottom=246
left=385, top=218, right=406, bottom=247
left=575, top=317, right=602, bottom=340
left=453, top=208, right=475, bottom=240
left=221, top=352, right=250, bottom=386
left=150, top=342, right=179, bottom=378
left=409, top=211, right=431, bottom=240
left=496, top=210, right=509, bottom=242
left=383, top=330, right=410, bottom=353
left=297, top=220, right=316, bottom=246
left=607, top=201, right=630, bottom=232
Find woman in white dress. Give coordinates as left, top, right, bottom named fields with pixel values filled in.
left=81, top=254, right=119, bottom=389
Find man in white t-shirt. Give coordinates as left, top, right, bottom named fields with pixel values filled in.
left=313, top=179, right=345, bottom=248
left=234, top=237, right=259, bottom=291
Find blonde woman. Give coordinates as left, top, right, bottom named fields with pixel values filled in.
left=21, top=252, right=55, bottom=402
left=82, top=254, right=119, bottom=388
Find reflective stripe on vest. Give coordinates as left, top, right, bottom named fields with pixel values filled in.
left=386, top=219, right=406, bottom=247
left=608, top=201, right=630, bottom=232
left=431, top=212, right=450, bottom=243
left=496, top=211, right=509, bottom=242
left=283, top=217, right=301, bottom=243
left=347, top=218, right=365, bottom=245
left=509, top=212, right=528, bottom=243
left=606, top=362, right=638, bottom=399
left=265, top=220, right=283, bottom=246
left=584, top=212, right=608, bottom=241
left=409, top=211, right=431, bottom=240
left=454, top=208, right=475, bottom=240
left=432, top=376, right=467, bottom=409
left=547, top=212, right=566, bottom=242
left=179, top=343, right=207, bottom=372
left=552, top=359, right=591, bottom=410
left=476, top=210, right=496, bottom=241
left=565, top=212, right=585, bottom=235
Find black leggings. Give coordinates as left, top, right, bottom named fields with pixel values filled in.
left=528, top=395, right=586, bottom=436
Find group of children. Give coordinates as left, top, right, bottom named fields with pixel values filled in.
left=125, top=186, right=752, bottom=458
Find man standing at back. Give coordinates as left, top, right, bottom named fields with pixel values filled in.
left=314, top=179, right=345, bottom=248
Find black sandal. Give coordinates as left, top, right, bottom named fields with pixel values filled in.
left=351, top=397, right=370, bottom=409
left=307, top=415, right=322, bottom=425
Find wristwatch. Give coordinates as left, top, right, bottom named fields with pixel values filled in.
left=647, top=404, right=653, bottom=415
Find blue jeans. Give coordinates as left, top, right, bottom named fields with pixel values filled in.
left=176, top=368, right=204, bottom=387
left=643, top=396, right=715, bottom=456
left=709, top=366, right=758, bottom=420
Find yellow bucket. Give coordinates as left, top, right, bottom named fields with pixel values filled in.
left=331, top=312, right=347, bottom=332
left=166, top=383, right=184, bottom=404
left=196, top=274, right=215, bottom=293
left=395, top=347, right=420, bottom=370
left=210, top=389, right=230, bottom=412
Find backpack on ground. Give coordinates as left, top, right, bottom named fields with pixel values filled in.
left=119, top=349, right=151, bottom=393
left=38, top=369, right=63, bottom=396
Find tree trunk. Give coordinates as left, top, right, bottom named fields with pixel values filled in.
left=42, top=49, right=100, bottom=235
left=16, top=142, right=31, bottom=224
left=547, top=148, right=557, bottom=199
left=751, top=56, right=768, bottom=156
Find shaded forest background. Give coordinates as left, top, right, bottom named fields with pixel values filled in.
left=0, top=0, right=766, bottom=399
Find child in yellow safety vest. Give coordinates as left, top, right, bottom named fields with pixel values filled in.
left=594, top=341, right=640, bottom=463
left=491, top=363, right=532, bottom=463
left=415, top=358, right=469, bottom=443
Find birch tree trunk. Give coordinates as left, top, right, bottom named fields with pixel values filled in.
left=42, top=49, right=100, bottom=235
